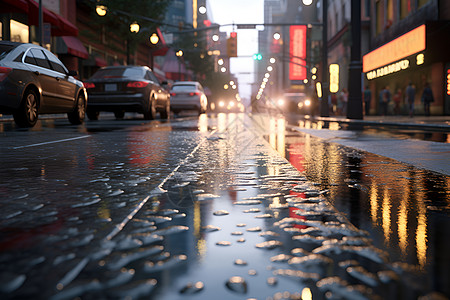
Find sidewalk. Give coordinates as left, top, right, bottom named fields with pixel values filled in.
left=315, top=115, right=450, bottom=130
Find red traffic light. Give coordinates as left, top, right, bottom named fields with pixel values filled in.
left=230, top=31, right=237, bottom=38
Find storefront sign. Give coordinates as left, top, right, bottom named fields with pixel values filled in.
left=363, top=25, right=426, bottom=73
left=366, top=59, right=410, bottom=80
left=329, top=64, right=339, bottom=93
left=447, top=68, right=450, bottom=96
left=289, top=25, right=307, bottom=81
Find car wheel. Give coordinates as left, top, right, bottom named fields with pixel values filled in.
left=160, top=101, right=170, bottom=119
left=87, top=111, right=99, bottom=120
left=68, top=94, right=86, bottom=125
left=114, top=110, right=125, bottom=119
left=143, top=96, right=156, bottom=120
left=13, top=89, right=39, bottom=127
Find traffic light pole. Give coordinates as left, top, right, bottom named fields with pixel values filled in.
left=320, top=0, right=330, bottom=117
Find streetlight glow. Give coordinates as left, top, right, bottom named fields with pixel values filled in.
left=270, top=57, right=276, bottom=64
left=199, top=6, right=207, bottom=14
left=273, top=32, right=281, bottom=40
left=302, top=0, right=313, bottom=5
left=267, top=66, right=273, bottom=72
left=96, top=5, right=107, bottom=16
left=212, top=34, right=219, bottom=42
left=150, top=33, right=159, bottom=44
left=218, top=58, right=224, bottom=66
left=130, top=22, right=140, bottom=33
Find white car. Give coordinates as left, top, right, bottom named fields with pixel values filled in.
left=170, top=81, right=208, bottom=115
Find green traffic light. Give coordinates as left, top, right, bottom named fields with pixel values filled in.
left=253, top=53, right=262, bottom=60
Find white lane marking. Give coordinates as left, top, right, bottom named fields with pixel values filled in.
left=12, top=136, right=91, bottom=149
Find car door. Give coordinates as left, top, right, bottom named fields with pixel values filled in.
left=24, top=48, right=60, bottom=112
left=146, top=70, right=167, bottom=107
left=44, top=50, right=76, bottom=111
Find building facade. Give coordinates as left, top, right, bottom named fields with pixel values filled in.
left=364, top=0, right=450, bottom=115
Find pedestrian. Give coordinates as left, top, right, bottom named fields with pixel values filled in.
left=363, top=85, right=371, bottom=115
left=338, top=88, right=348, bottom=116
left=379, top=86, right=390, bottom=116
left=405, top=82, right=415, bottom=117
left=421, top=82, right=434, bottom=116
left=393, top=88, right=402, bottom=115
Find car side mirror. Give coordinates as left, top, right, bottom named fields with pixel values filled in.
left=68, top=70, right=78, bottom=77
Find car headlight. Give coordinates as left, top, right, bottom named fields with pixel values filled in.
left=277, top=99, right=285, bottom=106
left=304, top=99, right=311, bottom=106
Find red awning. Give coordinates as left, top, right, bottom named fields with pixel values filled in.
left=152, top=27, right=169, bottom=56
left=95, top=57, right=107, bottom=67
left=58, top=36, right=88, bottom=59
left=1, top=0, right=29, bottom=13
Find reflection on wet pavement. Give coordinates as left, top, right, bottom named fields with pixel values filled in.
left=0, top=113, right=448, bottom=299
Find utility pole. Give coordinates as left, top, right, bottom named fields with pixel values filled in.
left=320, top=0, right=329, bottom=117
left=347, top=0, right=363, bottom=119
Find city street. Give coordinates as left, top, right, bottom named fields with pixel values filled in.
left=0, top=113, right=449, bottom=299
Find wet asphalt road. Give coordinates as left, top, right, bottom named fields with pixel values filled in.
left=0, top=113, right=449, bottom=299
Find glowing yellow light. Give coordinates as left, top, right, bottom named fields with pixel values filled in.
left=150, top=33, right=159, bottom=44
left=416, top=53, right=424, bottom=65
left=96, top=5, right=107, bottom=16
left=130, top=22, right=140, bottom=33
left=329, top=64, right=339, bottom=93
left=316, top=82, right=322, bottom=98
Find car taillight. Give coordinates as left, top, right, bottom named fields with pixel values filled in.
left=189, top=92, right=200, bottom=96
left=170, top=92, right=176, bottom=96
left=0, top=67, right=12, bottom=82
left=83, top=82, right=95, bottom=89
left=127, top=81, right=149, bottom=88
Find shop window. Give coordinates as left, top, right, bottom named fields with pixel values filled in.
left=10, top=20, right=28, bottom=43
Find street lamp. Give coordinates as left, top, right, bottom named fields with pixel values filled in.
left=130, top=22, right=140, bottom=33
left=96, top=5, right=107, bottom=16
left=150, top=33, right=159, bottom=45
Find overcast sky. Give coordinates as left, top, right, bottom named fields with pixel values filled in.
left=208, top=0, right=265, bottom=101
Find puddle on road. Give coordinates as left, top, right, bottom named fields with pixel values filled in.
left=262, top=115, right=450, bottom=297
left=291, top=118, right=450, bottom=143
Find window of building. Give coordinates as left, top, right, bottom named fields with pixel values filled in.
left=400, top=0, right=413, bottom=19
left=10, top=20, right=29, bottom=43
left=387, top=0, right=394, bottom=28
left=376, top=0, right=383, bottom=35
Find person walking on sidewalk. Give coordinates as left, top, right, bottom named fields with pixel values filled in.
left=393, top=88, right=402, bottom=115
left=421, top=82, right=434, bottom=116
left=405, top=82, right=415, bottom=117
left=379, top=86, right=390, bottom=116
left=363, top=86, right=371, bottom=115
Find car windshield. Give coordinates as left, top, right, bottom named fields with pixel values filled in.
left=90, top=68, right=145, bottom=79
left=171, top=85, right=196, bottom=92
left=0, top=44, right=16, bottom=60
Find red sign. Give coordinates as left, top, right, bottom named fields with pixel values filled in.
left=289, top=25, right=307, bottom=81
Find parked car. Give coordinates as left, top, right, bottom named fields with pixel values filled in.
left=0, top=41, right=87, bottom=127
left=83, top=66, right=170, bottom=120
left=170, top=81, right=208, bottom=115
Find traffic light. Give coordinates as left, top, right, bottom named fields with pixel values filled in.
left=253, top=53, right=262, bottom=60
left=227, top=32, right=237, bottom=57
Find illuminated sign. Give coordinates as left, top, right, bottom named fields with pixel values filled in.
left=366, top=59, right=410, bottom=80
left=447, top=68, right=450, bottom=96
left=289, top=25, right=307, bottom=81
left=363, top=25, right=426, bottom=73
left=329, top=64, right=339, bottom=93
